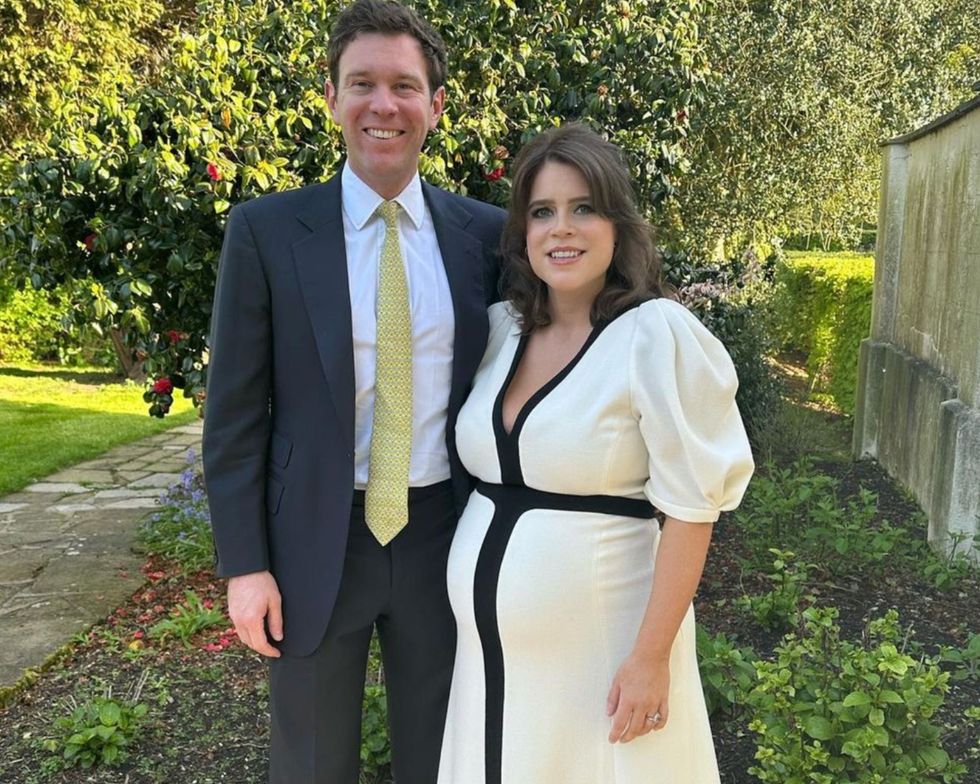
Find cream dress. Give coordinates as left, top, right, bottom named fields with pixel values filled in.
left=437, top=298, right=754, bottom=784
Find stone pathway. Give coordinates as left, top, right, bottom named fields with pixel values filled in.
left=0, top=422, right=203, bottom=687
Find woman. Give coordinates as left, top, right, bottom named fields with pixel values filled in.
left=436, top=123, right=754, bottom=784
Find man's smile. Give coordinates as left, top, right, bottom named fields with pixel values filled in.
left=364, top=128, right=405, bottom=139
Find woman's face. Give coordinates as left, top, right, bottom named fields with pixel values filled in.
left=524, top=160, right=616, bottom=304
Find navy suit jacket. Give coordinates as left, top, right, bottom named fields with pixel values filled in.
left=202, top=173, right=505, bottom=656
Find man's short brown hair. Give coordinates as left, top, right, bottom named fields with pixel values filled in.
left=328, top=0, right=448, bottom=94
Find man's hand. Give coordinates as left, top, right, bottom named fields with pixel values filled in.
left=227, top=570, right=283, bottom=657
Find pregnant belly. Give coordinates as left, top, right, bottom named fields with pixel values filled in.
left=448, top=494, right=656, bottom=654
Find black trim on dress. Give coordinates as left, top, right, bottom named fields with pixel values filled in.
left=475, top=303, right=648, bottom=784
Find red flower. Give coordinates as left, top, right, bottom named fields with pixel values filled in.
left=133, top=630, right=145, bottom=640
left=484, top=166, right=504, bottom=182
left=83, top=233, right=97, bottom=252
left=203, top=598, right=214, bottom=609
left=676, top=108, right=688, bottom=123
left=206, top=162, right=222, bottom=182
left=167, top=330, right=182, bottom=344
left=152, top=378, right=174, bottom=395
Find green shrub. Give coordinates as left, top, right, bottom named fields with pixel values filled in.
left=748, top=607, right=963, bottom=784
left=734, top=460, right=908, bottom=576
left=361, top=635, right=391, bottom=782
left=769, top=251, right=874, bottom=414
left=0, top=277, right=64, bottom=362
left=695, top=625, right=757, bottom=718
left=939, top=633, right=980, bottom=683
left=735, top=548, right=813, bottom=632
left=41, top=689, right=149, bottom=770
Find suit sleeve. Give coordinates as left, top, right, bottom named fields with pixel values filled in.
left=202, top=204, right=273, bottom=577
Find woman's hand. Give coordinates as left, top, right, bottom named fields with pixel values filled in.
left=606, top=652, right=670, bottom=743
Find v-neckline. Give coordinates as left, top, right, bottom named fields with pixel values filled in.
left=494, top=324, right=607, bottom=440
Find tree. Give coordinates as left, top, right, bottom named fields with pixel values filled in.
left=667, top=0, right=980, bottom=255
left=0, top=0, right=193, bottom=149
left=0, top=0, right=707, bottom=412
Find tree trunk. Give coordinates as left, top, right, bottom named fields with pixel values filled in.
left=109, top=328, right=144, bottom=381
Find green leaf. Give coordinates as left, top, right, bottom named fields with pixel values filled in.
left=918, top=747, right=948, bottom=770
left=803, top=715, right=835, bottom=741
left=842, top=691, right=871, bottom=707
left=99, top=701, right=121, bottom=726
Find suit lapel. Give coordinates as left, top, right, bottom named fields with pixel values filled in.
left=292, top=176, right=356, bottom=452
left=423, top=182, right=489, bottom=417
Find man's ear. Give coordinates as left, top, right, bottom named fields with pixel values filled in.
left=325, top=79, right=338, bottom=119
left=429, top=85, right=446, bottom=130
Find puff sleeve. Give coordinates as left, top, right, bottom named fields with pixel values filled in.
left=629, top=299, right=754, bottom=522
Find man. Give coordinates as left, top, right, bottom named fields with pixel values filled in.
left=202, top=1, right=504, bottom=782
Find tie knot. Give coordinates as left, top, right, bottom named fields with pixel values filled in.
left=378, top=200, right=399, bottom=228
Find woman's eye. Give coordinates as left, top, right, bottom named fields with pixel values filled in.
left=530, top=207, right=553, bottom=219
left=574, top=203, right=595, bottom=214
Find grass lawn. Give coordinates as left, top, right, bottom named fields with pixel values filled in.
left=0, top=364, right=198, bottom=496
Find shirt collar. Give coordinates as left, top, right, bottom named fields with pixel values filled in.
left=341, top=163, right=425, bottom=231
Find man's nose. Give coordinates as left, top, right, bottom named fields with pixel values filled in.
left=370, top=86, right=398, bottom=114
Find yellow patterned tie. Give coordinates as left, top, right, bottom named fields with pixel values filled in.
left=365, top=200, right=413, bottom=545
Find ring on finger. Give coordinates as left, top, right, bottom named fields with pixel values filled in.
left=644, top=712, right=661, bottom=724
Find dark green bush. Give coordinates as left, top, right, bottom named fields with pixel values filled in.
left=695, top=625, right=757, bottom=718
left=663, top=249, right=783, bottom=447
left=733, top=460, right=911, bottom=577
left=748, top=607, right=963, bottom=784
left=769, top=251, right=874, bottom=414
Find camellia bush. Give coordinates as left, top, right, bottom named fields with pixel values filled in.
left=0, top=0, right=708, bottom=413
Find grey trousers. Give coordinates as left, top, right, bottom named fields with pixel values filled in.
left=268, top=481, right=457, bottom=784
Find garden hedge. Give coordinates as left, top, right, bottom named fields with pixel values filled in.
left=769, top=251, right=874, bottom=414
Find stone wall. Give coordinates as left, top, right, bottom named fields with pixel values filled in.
left=853, top=95, right=980, bottom=554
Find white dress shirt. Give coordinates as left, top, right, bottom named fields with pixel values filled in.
left=341, top=164, right=455, bottom=489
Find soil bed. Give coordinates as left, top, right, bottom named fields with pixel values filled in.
left=1, top=401, right=977, bottom=783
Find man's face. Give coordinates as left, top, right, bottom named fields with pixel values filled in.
left=326, top=33, right=445, bottom=199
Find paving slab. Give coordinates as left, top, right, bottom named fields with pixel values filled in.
left=45, top=468, right=117, bottom=485
left=130, top=473, right=181, bottom=488
left=0, top=425, right=203, bottom=687
left=92, top=488, right=163, bottom=501
left=116, top=470, right=152, bottom=483
left=104, top=498, right=161, bottom=510
left=24, top=482, right=89, bottom=495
